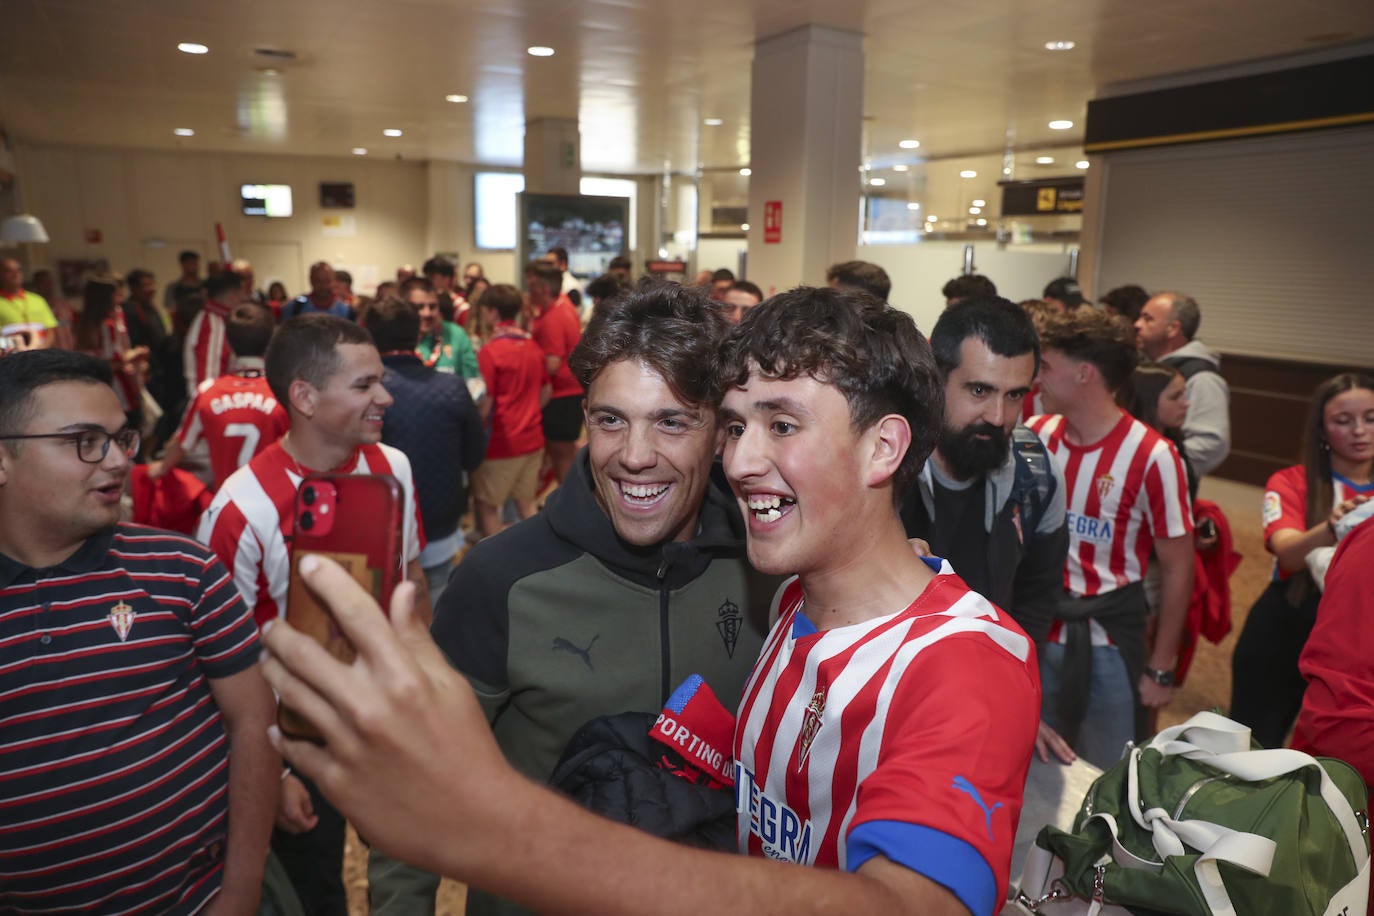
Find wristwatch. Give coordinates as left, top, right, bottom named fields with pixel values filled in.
left=1144, top=667, right=1176, bottom=687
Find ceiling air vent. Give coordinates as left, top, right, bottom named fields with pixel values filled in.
left=253, top=48, right=298, bottom=61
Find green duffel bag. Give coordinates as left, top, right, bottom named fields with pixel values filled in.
left=1010, top=711, right=1370, bottom=916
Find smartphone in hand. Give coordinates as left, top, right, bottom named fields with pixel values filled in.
left=280, top=473, right=404, bottom=741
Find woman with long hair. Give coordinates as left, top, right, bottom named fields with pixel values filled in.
left=75, top=277, right=148, bottom=433
left=1230, top=372, right=1374, bottom=748
left=1126, top=362, right=1197, bottom=500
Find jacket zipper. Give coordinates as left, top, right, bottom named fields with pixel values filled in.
left=657, top=558, right=670, bottom=704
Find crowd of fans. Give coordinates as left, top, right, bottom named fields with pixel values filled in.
left=1, top=249, right=1370, bottom=916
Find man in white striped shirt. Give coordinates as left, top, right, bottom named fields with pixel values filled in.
left=1027, top=308, right=1194, bottom=769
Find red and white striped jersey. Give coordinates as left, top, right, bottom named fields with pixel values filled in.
left=1261, top=465, right=1374, bottom=581
left=196, top=441, right=421, bottom=626
left=182, top=299, right=232, bottom=399
left=1028, top=411, right=1192, bottom=597
left=176, top=370, right=289, bottom=491
left=733, top=563, right=1039, bottom=915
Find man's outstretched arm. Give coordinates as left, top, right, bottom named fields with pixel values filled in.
left=260, top=557, right=971, bottom=916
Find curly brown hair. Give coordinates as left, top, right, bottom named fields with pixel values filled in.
left=568, top=281, right=730, bottom=408
left=1038, top=306, right=1139, bottom=393
left=718, top=285, right=943, bottom=498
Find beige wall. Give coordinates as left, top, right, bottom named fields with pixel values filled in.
left=14, top=143, right=429, bottom=297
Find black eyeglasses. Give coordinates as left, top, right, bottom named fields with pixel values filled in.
left=0, top=427, right=141, bottom=463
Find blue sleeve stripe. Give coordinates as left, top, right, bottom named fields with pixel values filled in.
left=664, top=673, right=705, bottom=714
left=847, top=820, right=996, bottom=916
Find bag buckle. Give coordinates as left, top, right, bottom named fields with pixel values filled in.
left=1015, top=880, right=1072, bottom=911
left=1358, top=810, right=1369, bottom=836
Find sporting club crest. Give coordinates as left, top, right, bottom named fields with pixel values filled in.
left=796, top=687, right=827, bottom=770
left=108, top=599, right=136, bottom=642
left=716, top=599, right=742, bottom=658
left=1096, top=473, right=1115, bottom=500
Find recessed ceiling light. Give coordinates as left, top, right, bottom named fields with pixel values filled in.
left=906, top=202, right=921, bottom=210
left=703, top=118, right=723, bottom=127
left=899, top=139, right=921, bottom=150
left=1076, top=160, right=1091, bottom=169
left=1035, top=156, right=1055, bottom=164
left=1049, top=120, right=1074, bottom=130
left=383, top=128, right=403, bottom=137
left=527, top=46, right=555, bottom=57
left=972, top=199, right=986, bottom=207
left=446, top=94, right=469, bottom=104
left=352, top=147, right=368, bottom=155
left=739, top=168, right=751, bottom=176
left=177, top=42, right=208, bottom=55
left=173, top=128, right=195, bottom=137
left=969, top=206, right=981, bottom=215
left=975, top=218, right=988, bottom=226
left=925, top=215, right=938, bottom=222
left=869, top=178, right=887, bottom=187
left=1044, top=40, right=1076, bottom=51
left=892, top=164, right=909, bottom=172
left=740, top=223, right=750, bottom=231
left=959, top=170, right=977, bottom=178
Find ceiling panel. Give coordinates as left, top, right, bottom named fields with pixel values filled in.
left=0, top=0, right=1368, bottom=176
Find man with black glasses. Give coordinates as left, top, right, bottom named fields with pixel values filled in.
left=0, top=349, right=278, bottom=913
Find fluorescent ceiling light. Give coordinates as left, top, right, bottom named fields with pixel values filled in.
left=906, top=202, right=921, bottom=210
left=1035, top=156, right=1055, bottom=164
left=739, top=168, right=751, bottom=176
left=703, top=118, right=723, bottom=126
left=892, top=164, right=909, bottom=172
left=971, top=199, right=986, bottom=207
left=178, top=42, right=208, bottom=55
left=1076, top=160, right=1091, bottom=169
left=174, top=128, right=195, bottom=137
left=1049, top=120, right=1074, bottom=130
left=352, top=147, right=368, bottom=155
left=446, top=94, right=469, bottom=103
left=1044, top=40, right=1076, bottom=51
left=969, top=206, right=981, bottom=214
left=975, top=218, right=988, bottom=226
left=959, top=170, right=977, bottom=178
left=383, top=128, right=403, bottom=137
left=899, top=139, right=921, bottom=149
left=869, top=178, right=886, bottom=186
left=527, top=46, right=555, bottom=57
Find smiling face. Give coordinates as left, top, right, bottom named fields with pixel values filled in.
left=1156, top=373, right=1190, bottom=431
left=1324, top=387, right=1374, bottom=468
left=722, top=370, right=876, bottom=577
left=408, top=287, right=441, bottom=335
left=584, top=358, right=723, bottom=547
left=1034, top=347, right=1084, bottom=416
left=0, top=381, right=132, bottom=554
left=305, top=343, right=392, bottom=447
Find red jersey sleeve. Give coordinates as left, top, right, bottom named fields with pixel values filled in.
left=1262, top=465, right=1307, bottom=545
left=847, top=634, right=1040, bottom=913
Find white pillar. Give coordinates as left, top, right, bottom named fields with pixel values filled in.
left=523, top=117, right=581, bottom=195
left=745, top=25, right=864, bottom=293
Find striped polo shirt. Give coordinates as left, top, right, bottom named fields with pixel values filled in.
left=0, top=524, right=260, bottom=914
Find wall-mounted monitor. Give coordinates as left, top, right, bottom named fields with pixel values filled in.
left=241, top=183, right=293, bottom=217
left=320, top=182, right=355, bottom=208
left=516, top=192, right=628, bottom=278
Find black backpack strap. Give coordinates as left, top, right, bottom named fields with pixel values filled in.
left=1010, top=425, right=1057, bottom=535
left=1163, top=355, right=1218, bottom=380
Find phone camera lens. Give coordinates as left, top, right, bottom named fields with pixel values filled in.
left=300, top=511, right=314, bottom=530
left=302, top=486, right=316, bottom=506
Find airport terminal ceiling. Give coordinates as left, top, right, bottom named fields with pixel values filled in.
left=0, top=0, right=1370, bottom=179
